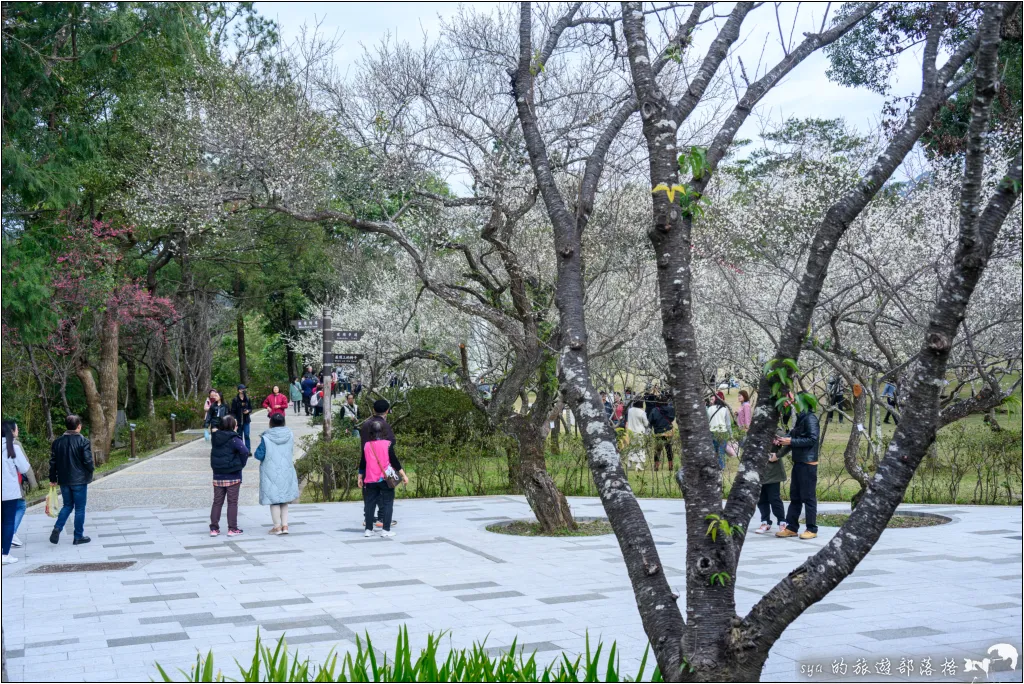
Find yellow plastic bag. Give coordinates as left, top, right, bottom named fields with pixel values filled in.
left=45, top=484, right=60, bottom=518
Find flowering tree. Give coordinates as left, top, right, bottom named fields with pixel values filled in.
left=514, top=1, right=1020, bottom=680
left=44, top=220, right=174, bottom=462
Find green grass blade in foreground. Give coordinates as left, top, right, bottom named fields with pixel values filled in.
left=155, top=628, right=664, bottom=682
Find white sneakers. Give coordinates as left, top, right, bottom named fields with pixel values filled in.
left=755, top=523, right=771, bottom=534
left=2, top=555, right=18, bottom=565
left=11, top=534, right=23, bottom=548
left=364, top=529, right=395, bottom=538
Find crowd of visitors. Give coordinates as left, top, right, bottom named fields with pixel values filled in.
left=0, top=369, right=859, bottom=566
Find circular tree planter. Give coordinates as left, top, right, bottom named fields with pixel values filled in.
left=811, top=510, right=951, bottom=529
left=486, top=517, right=613, bottom=537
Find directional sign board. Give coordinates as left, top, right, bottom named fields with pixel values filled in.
left=291, top=319, right=322, bottom=330
left=324, top=353, right=364, bottom=364
left=326, top=330, right=364, bottom=342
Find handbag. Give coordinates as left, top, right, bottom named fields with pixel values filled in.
left=204, top=428, right=211, bottom=442
left=368, top=442, right=401, bottom=489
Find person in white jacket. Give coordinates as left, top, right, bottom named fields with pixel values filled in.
left=626, top=400, right=650, bottom=435
left=706, top=392, right=733, bottom=469
left=2, top=420, right=32, bottom=565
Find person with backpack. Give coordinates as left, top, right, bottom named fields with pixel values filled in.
left=827, top=376, right=845, bottom=423
left=48, top=414, right=94, bottom=546
left=262, top=384, right=289, bottom=420
left=300, top=374, right=317, bottom=415
left=310, top=382, right=323, bottom=417
left=649, top=400, right=676, bottom=472
left=707, top=392, right=732, bottom=469
left=230, top=384, right=253, bottom=450
left=775, top=407, right=821, bottom=540
left=205, top=390, right=228, bottom=433
left=209, top=415, right=249, bottom=537
left=255, top=413, right=299, bottom=535
left=2, top=420, right=32, bottom=565
left=358, top=405, right=408, bottom=538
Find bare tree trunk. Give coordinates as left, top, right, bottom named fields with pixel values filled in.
left=548, top=400, right=563, bottom=455
left=843, top=390, right=870, bottom=507
left=76, top=313, right=120, bottom=465
left=146, top=366, right=156, bottom=418
left=509, top=416, right=574, bottom=530
left=25, top=343, right=55, bottom=442
left=2, top=626, right=8, bottom=683
left=125, top=355, right=140, bottom=419
left=236, top=312, right=249, bottom=386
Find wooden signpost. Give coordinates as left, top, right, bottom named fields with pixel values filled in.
left=290, top=316, right=364, bottom=441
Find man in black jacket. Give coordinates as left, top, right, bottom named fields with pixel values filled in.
left=48, top=415, right=94, bottom=545
left=230, top=384, right=253, bottom=450
left=650, top=401, right=676, bottom=471
left=775, top=409, right=821, bottom=539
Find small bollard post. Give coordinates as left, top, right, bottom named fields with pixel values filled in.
left=170, top=413, right=177, bottom=442
left=129, top=423, right=137, bottom=460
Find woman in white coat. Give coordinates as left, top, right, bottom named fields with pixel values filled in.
left=255, top=413, right=300, bottom=535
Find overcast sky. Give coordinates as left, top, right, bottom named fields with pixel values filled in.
left=256, top=2, right=926, bottom=181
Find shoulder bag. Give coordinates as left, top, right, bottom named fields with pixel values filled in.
left=368, top=442, right=401, bottom=489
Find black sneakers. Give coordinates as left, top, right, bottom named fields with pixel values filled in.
left=72, top=536, right=91, bottom=545
left=49, top=529, right=60, bottom=544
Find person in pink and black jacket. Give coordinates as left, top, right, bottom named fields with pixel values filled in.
left=357, top=400, right=407, bottom=538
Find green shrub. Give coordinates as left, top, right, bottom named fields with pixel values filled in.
left=392, top=387, right=489, bottom=442
left=122, top=417, right=171, bottom=452
left=295, top=434, right=361, bottom=501
left=154, top=396, right=207, bottom=430
left=156, top=627, right=660, bottom=682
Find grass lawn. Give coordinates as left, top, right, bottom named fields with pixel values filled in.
left=301, top=388, right=1022, bottom=507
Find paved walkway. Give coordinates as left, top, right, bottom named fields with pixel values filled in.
left=82, top=409, right=320, bottom=511
left=2, top=485, right=1020, bottom=681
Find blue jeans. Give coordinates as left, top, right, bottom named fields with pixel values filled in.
left=241, top=422, right=251, bottom=450
left=2, top=499, right=19, bottom=555
left=13, top=497, right=26, bottom=534
left=55, top=484, right=88, bottom=539
left=712, top=438, right=726, bottom=469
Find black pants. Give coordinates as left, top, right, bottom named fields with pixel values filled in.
left=884, top=397, right=899, bottom=424
left=652, top=433, right=674, bottom=466
left=785, top=463, right=818, bottom=533
left=757, top=482, right=785, bottom=525
left=302, top=395, right=311, bottom=415
left=363, top=481, right=395, bottom=531
left=828, top=395, right=844, bottom=423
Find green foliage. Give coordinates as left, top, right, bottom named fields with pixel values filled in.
left=763, top=358, right=818, bottom=414
left=704, top=514, right=742, bottom=542
left=393, top=387, right=490, bottom=442
left=153, top=397, right=207, bottom=431
left=708, top=572, right=732, bottom=587
left=156, top=628, right=661, bottom=682
left=116, top=416, right=170, bottom=453
left=678, top=146, right=710, bottom=181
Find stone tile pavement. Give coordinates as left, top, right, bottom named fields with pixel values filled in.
left=81, top=408, right=320, bottom=511
left=1, top=427, right=1021, bottom=682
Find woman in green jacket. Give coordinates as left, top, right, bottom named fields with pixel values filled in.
left=755, top=427, right=789, bottom=534
left=289, top=378, right=303, bottom=415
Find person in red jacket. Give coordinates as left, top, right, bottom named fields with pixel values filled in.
left=262, top=385, right=289, bottom=418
